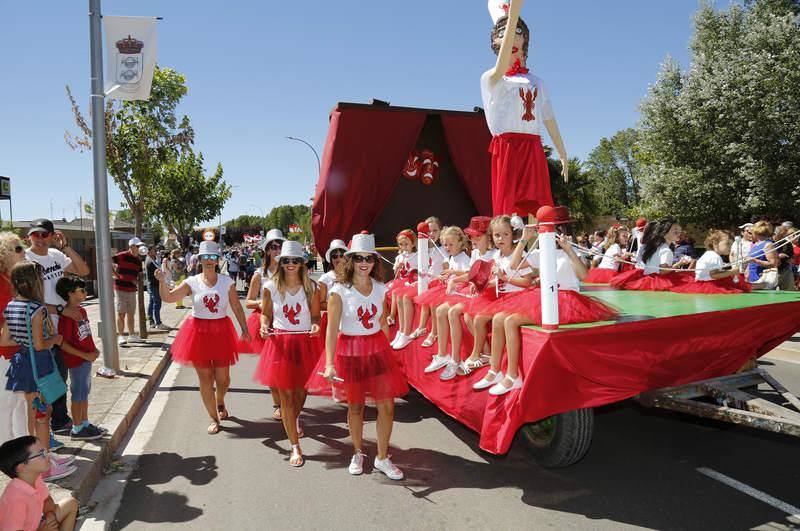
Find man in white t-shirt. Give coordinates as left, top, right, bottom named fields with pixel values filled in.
left=25, top=218, right=91, bottom=434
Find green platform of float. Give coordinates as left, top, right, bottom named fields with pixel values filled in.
left=526, top=288, right=800, bottom=332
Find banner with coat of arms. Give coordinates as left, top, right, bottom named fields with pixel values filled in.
left=103, top=16, right=158, bottom=101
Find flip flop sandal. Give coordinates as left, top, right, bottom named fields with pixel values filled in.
left=289, top=445, right=304, bottom=467
left=217, top=404, right=229, bottom=420
left=272, top=405, right=282, bottom=420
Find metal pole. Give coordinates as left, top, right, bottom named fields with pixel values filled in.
left=89, top=0, right=120, bottom=374
left=285, top=136, right=321, bottom=177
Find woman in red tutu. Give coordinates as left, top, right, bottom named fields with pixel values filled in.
left=156, top=240, right=250, bottom=435
left=242, top=228, right=285, bottom=420
left=318, top=239, right=348, bottom=310
left=462, top=215, right=533, bottom=385
left=610, top=217, right=693, bottom=291
left=476, top=213, right=619, bottom=395
left=254, top=240, right=321, bottom=467
left=671, top=230, right=752, bottom=294
left=584, top=225, right=634, bottom=284
left=308, top=233, right=408, bottom=480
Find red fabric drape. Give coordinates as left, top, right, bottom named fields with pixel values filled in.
left=440, top=115, right=494, bottom=216
left=312, top=108, right=426, bottom=254
left=395, top=300, right=800, bottom=454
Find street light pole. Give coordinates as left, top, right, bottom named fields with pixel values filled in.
left=89, top=0, right=120, bottom=374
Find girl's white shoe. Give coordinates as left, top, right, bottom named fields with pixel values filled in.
left=473, top=370, right=503, bottom=390
left=489, top=375, right=523, bottom=396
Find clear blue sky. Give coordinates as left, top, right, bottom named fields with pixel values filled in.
left=0, top=0, right=720, bottom=224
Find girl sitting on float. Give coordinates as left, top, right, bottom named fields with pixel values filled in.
left=461, top=215, right=534, bottom=377
left=386, top=230, right=417, bottom=334
left=610, top=217, right=693, bottom=291
left=671, top=230, right=752, bottom=294
left=417, top=226, right=472, bottom=379
left=393, top=217, right=446, bottom=350
left=584, top=224, right=633, bottom=283
left=474, top=208, right=618, bottom=395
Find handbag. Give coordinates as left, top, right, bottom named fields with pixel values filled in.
left=26, top=302, right=67, bottom=405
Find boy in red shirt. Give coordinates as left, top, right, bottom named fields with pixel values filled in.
left=0, top=435, right=78, bottom=531
left=55, top=277, right=103, bottom=441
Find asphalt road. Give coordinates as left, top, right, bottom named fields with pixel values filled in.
left=82, top=306, right=800, bottom=531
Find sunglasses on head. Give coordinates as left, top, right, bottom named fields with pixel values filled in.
left=199, top=254, right=219, bottom=261
left=30, top=232, right=51, bottom=239
left=330, top=251, right=345, bottom=260
left=280, top=257, right=303, bottom=265
left=353, top=255, right=375, bottom=263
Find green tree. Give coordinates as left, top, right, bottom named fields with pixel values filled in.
left=545, top=146, right=598, bottom=232
left=638, top=0, right=800, bottom=227
left=585, top=128, right=642, bottom=216
left=149, top=150, right=232, bottom=244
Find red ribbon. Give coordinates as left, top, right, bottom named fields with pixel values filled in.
left=506, top=58, right=529, bottom=77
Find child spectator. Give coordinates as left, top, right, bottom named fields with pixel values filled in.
left=55, top=277, right=104, bottom=441
left=0, top=435, right=78, bottom=530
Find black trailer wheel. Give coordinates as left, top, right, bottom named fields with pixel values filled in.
left=521, top=408, right=594, bottom=468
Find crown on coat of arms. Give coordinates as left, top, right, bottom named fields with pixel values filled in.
left=116, top=35, right=144, bottom=54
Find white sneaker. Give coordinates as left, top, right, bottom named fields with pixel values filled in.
left=117, top=335, right=127, bottom=346
left=439, top=360, right=459, bottom=381
left=43, top=462, right=76, bottom=482
left=349, top=451, right=365, bottom=475
left=392, top=333, right=413, bottom=350
left=390, top=332, right=403, bottom=348
left=156, top=323, right=171, bottom=330
left=374, top=456, right=404, bottom=480
left=128, top=334, right=142, bottom=343
left=424, top=355, right=450, bottom=373
left=473, top=370, right=504, bottom=390
left=489, top=375, right=523, bottom=396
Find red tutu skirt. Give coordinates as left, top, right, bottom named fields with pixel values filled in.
left=462, top=288, right=501, bottom=316
left=490, top=133, right=553, bottom=217
left=670, top=275, right=752, bottom=294
left=393, top=281, right=420, bottom=299
left=238, top=309, right=266, bottom=354
left=480, top=288, right=618, bottom=325
left=584, top=268, right=620, bottom=284
left=306, top=332, right=408, bottom=404
left=610, top=269, right=693, bottom=291
left=171, top=316, right=239, bottom=368
left=254, top=332, right=322, bottom=390
left=413, top=279, right=446, bottom=306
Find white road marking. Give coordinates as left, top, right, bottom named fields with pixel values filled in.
left=79, top=361, right=182, bottom=530
left=697, top=467, right=800, bottom=517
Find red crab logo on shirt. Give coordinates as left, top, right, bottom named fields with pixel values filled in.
left=400, top=261, right=411, bottom=278
left=282, top=303, right=302, bottom=326
left=202, top=294, right=220, bottom=314
left=519, top=86, right=537, bottom=122
left=357, top=304, right=378, bottom=330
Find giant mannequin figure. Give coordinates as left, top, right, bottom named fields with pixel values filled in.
left=481, top=0, right=568, bottom=217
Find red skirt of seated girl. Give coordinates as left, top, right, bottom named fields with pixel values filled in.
left=584, top=268, right=620, bottom=284
left=610, top=269, right=693, bottom=291
left=670, top=275, right=752, bottom=294
left=479, top=288, right=618, bottom=325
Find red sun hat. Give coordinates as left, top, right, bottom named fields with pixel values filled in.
left=464, top=216, right=492, bottom=237
left=636, top=217, right=647, bottom=229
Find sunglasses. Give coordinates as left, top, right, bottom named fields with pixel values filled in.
left=329, top=251, right=345, bottom=260
left=30, top=232, right=51, bottom=239
left=353, top=255, right=375, bottom=263
left=14, top=245, right=23, bottom=254
left=199, top=254, right=219, bottom=261
left=268, top=244, right=282, bottom=251
left=280, top=258, right=303, bottom=265
left=15, top=448, right=48, bottom=469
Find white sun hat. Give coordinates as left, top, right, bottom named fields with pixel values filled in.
left=345, top=233, right=378, bottom=256
left=260, top=228, right=286, bottom=250
left=325, top=239, right=349, bottom=263
left=278, top=240, right=305, bottom=261
left=199, top=241, right=221, bottom=256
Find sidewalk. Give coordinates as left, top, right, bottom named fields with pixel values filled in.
left=0, top=295, right=190, bottom=506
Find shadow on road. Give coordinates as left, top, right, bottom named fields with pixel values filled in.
left=109, top=453, right=218, bottom=530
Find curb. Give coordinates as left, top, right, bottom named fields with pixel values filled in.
left=72, top=313, right=188, bottom=504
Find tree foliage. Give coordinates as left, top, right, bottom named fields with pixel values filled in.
left=66, top=66, right=194, bottom=237
left=585, top=128, right=643, bottom=217
left=148, top=150, right=231, bottom=243
left=637, top=0, right=800, bottom=227
left=547, top=148, right=598, bottom=232
left=221, top=205, right=311, bottom=244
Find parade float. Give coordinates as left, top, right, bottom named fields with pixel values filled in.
left=311, top=0, right=800, bottom=468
